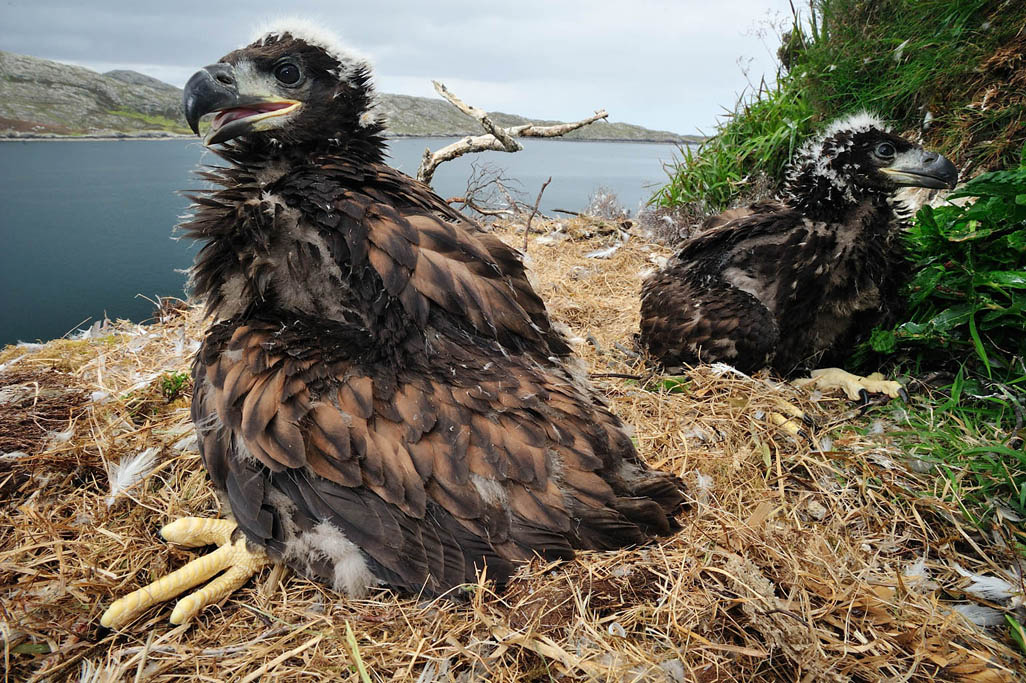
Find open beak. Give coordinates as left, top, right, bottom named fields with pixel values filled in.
left=183, top=63, right=301, bottom=145
left=881, top=149, right=958, bottom=190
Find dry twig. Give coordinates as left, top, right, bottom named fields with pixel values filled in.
left=416, top=81, right=608, bottom=185
left=523, top=177, right=552, bottom=251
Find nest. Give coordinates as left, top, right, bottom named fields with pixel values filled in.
left=1, top=220, right=1023, bottom=681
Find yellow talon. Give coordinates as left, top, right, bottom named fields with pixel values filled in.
left=793, top=367, right=903, bottom=401
left=768, top=410, right=802, bottom=436
left=100, top=517, right=269, bottom=629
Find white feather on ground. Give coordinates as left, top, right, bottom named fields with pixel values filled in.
left=105, top=447, right=160, bottom=507
left=952, top=562, right=1022, bottom=602
left=951, top=603, right=1007, bottom=627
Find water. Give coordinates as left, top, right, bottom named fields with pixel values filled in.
left=0, top=137, right=680, bottom=346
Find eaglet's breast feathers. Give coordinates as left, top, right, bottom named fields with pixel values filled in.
left=185, top=156, right=685, bottom=596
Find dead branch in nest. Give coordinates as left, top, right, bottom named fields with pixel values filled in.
left=523, top=177, right=552, bottom=251
left=444, top=162, right=525, bottom=219
left=417, top=80, right=608, bottom=185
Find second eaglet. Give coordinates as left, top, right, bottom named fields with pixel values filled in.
left=640, top=113, right=957, bottom=392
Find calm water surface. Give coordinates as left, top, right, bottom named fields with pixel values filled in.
left=0, top=138, right=680, bottom=345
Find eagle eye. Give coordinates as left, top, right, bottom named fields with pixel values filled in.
left=875, top=142, right=896, bottom=160
left=274, top=62, right=302, bottom=86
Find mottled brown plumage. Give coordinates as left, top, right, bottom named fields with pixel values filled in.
left=180, top=25, right=684, bottom=598
left=640, top=113, right=957, bottom=376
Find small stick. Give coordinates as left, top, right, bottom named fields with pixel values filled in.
left=238, top=634, right=324, bottom=683
left=523, top=176, right=552, bottom=251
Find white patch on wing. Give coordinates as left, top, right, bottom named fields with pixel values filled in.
left=217, top=274, right=250, bottom=320
left=470, top=473, right=509, bottom=507
left=282, top=520, right=378, bottom=596
left=267, top=215, right=356, bottom=323
left=256, top=162, right=289, bottom=187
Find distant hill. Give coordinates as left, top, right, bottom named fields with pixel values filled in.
left=0, top=50, right=700, bottom=143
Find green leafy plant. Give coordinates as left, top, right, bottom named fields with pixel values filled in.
left=1006, top=614, right=1026, bottom=655
left=160, top=371, right=192, bottom=403
left=868, top=157, right=1026, bottom=528
left=871, top=155, right=1026, bottom=376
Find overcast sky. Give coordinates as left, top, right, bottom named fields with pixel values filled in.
left=0, top=1, right=797, bottom=134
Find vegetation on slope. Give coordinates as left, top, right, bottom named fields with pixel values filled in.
left=653, top=0, right=1026, bottom=211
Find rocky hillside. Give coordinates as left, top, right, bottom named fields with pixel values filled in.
left=373, top=93, right=692, bottom=142
left=0, top=51, right=186, bottom=136
left=0, top=50, right=696, bottom=142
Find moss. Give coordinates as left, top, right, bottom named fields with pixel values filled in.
left=105, top=108, right=190, bottom=133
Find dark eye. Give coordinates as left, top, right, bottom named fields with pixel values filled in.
left=875, top=142, right=895, bottom=158
left=274, top=62, right=301, bottom=86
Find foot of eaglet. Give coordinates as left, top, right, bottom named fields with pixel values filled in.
left=793, top=367, right=906, bottom=402
left=100, top=517, right=269, bottom=628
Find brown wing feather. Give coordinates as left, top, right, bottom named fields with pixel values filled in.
left=194, top=316, right=684, bottom=595
left=302, top=162, right=570, bottom=358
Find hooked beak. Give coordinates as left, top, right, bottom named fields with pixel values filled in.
left=880, top=148, right=959, bottom=190
left=183, top=63, right=301, bottom=145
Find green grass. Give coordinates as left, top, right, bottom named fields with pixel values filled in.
left=106, top=108, right=190, bottom=133
left=652, top=78, right=815, bottom=210
left=653, top=0, right=1026, bottom=212
left=883, top=369, right=1026, bottom=526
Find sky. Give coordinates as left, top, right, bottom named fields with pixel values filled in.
left=0, top=0, right=798, bottom=134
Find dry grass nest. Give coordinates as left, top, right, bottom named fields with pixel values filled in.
left=2, top=218, right=1024, bottom=681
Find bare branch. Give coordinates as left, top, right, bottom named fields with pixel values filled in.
left=415, top=82, right=609, bottom=185
left=507, top=110, right=609, bottom=138
left=442, top=162, right=528, bottom=221
left=418, top=134, right=514, bottom=186
left=433, top=81, right=520, bottom=152
left=523, top=176, right=552, bottom=252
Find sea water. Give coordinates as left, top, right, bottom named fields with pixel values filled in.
left=0, top=137, right=681, bottom=345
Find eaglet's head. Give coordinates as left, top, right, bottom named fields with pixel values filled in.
left=183, top=22, right=381, bottom=152
left=784, top=112, right=958, bottom=213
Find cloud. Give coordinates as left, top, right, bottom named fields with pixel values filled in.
left=0, top=0, right=796, bottom=132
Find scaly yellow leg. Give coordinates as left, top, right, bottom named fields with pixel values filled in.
left=793, top=368, right=905, bottom=402
left=100, top=517, right=268, bottom=629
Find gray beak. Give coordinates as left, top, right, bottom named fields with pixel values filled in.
left=882, top=149, right=959, bottom=189
left=182, top=63, right=301, bottom=146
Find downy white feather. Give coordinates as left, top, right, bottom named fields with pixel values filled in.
left=952, top=562, right=1022, bottom=602
left=106, top=447, right=160, bottom=507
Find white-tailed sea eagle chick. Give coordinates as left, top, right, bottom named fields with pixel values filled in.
left=639, top=112, right=958, bottom=399
left=100, top=23, right=685, bottom=629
